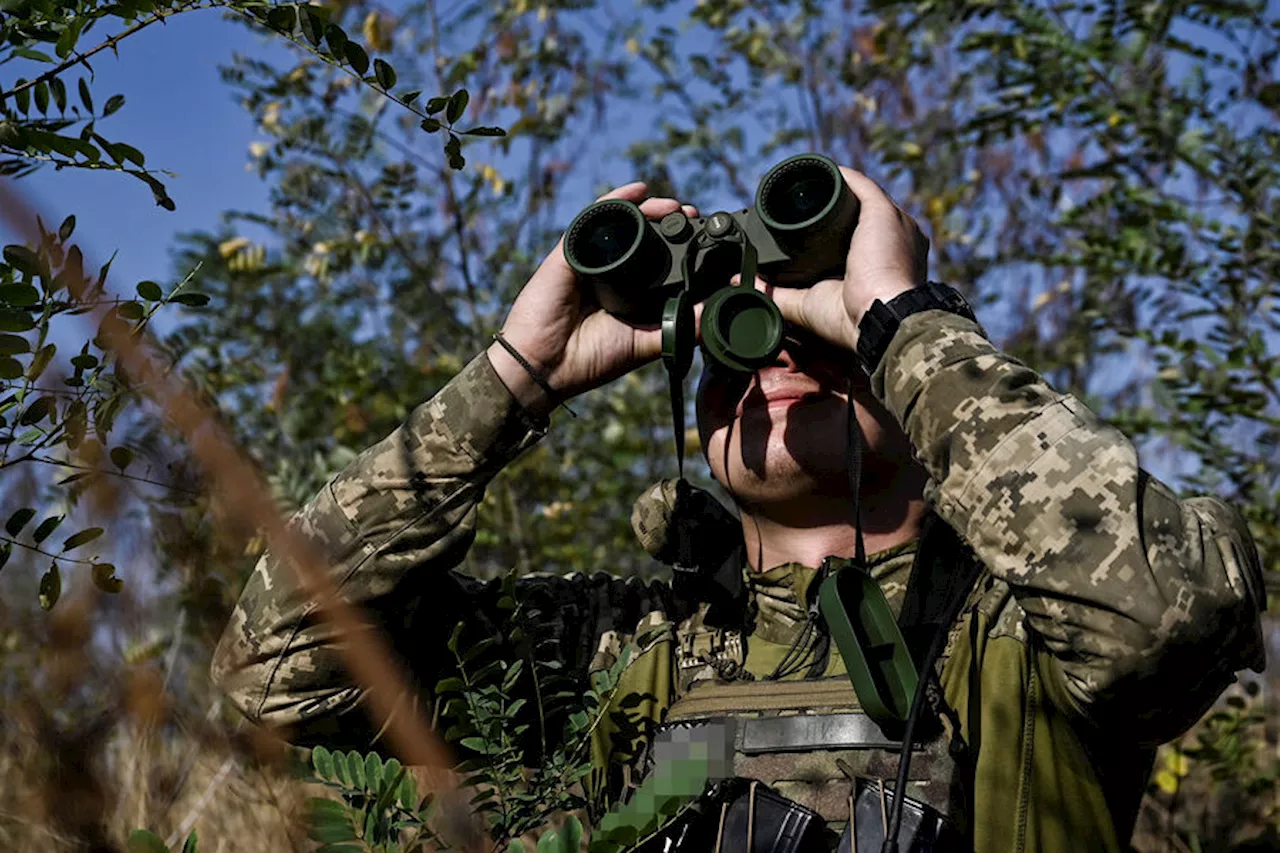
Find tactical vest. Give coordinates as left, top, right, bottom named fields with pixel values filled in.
left=655, top=631, right=971, bottom=846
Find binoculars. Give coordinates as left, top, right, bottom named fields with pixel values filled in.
left=564, top=153, right=858, bottom=373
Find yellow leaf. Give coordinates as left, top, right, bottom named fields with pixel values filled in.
left=1164, top=750, right=1190, bottom=777
left=925, top=196, right=946, bottom=221
left=362, top=10, right=393, bottom=52
left=1153, top=769, right=1179, bottom=795
left=218, top=237, right=251, bottom=259
left=625, top=38, right=639, bottom=55
left=1107, top=113, right=1122, bottom=127
left=901, top=141, right=922, bottom=158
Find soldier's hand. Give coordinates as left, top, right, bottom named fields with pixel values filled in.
left=768, top=167, right=928, bottom=353
left=489, top=182, right=699, bottom=416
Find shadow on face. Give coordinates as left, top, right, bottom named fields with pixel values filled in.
left=694, top=326, right=911, bottom=510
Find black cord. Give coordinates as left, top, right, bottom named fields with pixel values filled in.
left=491, top=331, right=578, bottom=417
left=880, top=555, right=982, bottom=853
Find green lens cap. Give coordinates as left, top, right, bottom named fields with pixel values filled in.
left=662, top=291, right=695, bottom=379
left=701, top=287, right=783, bottom=372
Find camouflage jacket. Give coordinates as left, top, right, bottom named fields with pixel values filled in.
left=212, top=311, right=1267, bottom=853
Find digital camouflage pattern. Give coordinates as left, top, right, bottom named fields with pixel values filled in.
left=212, top=310, right=1267, bottom=852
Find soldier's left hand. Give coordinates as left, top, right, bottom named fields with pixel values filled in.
left=766, top=167, right=929, bottom=352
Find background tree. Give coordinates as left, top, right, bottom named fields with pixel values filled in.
left=1, top=0, right=1277, bottom=851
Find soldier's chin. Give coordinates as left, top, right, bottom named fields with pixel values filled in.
left=709, top=436, right=825, bottom=508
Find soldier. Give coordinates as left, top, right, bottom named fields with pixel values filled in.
left=212, top=168, right=1267, bottom=852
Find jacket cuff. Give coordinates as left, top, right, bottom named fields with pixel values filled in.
left=868, top=310, right=993, bottom=423
left=413, top=352, right=549, bottom=469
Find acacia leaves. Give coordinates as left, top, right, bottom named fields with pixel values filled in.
left=244, top=3, right=503, bottom=171
left=0, top=219, right=209, bottom=607
left=308, top=745, right=432, bottom=852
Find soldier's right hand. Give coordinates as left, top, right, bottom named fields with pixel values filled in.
left=488, top=182, right=698, bottom=417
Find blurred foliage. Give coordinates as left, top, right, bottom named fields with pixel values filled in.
left=0, top=0, right=1278, bottom=851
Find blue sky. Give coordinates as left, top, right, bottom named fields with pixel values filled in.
left=15, top=9, right=287, bottom=291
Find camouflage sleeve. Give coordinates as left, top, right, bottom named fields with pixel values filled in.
left=210, top=352, right=549, bottom=745
left=871, top=310, right=1267, bottom=745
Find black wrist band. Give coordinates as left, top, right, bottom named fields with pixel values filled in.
left=855, top=282, right=976, bottom=375
left=491, top=332, right=577, bottom=418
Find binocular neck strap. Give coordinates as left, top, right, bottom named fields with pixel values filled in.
left=846, top=370, right=867, bottom=567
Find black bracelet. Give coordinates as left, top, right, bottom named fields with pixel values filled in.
left=492, top=332, right=577, bottom=418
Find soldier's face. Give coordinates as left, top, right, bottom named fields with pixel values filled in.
left=695, top=333, right=912, bottom=508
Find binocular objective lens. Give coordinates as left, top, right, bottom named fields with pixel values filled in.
left=570, top=205, right=642, bottom=270
left=761, top=161, right=837, bottom=227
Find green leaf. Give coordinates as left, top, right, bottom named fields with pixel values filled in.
left=181, top=830, right=197, bottom=853
left=398, top=772, right=417, bottom=810
left=0, top=542, right=11, bottom=574
left=62, top=527, right=103, bottom=551
left=0, top=283, right=41, bottom=306
left=344, top=42, right=369, bottom=75
left=462, top=126, right=506, bottom=137
left=0, top=356, right=22, bottom=379
left=420, top=117, right=441, bottom=133
left=19, top=395, right=53, bottom=426
left=114, top=142, right=145, bottom=167
left=537, top=830, right=561, bottom=853
left=300, top=8, right=323, bottom=45
left=136, top=280, right=162, bottom=301
left=331, top=750, right=350, bottom=785
left=27, top=344, right=54, bottom=381
left=91, top=562, right=122, bottom=594
left=171, top=292, right=210, bottom=307
left=118, top=301, right=145, bottom=320
left=34, top=81, right=48, bottom=115
left=312, top=745, right=335, bottom=780
left=561, top=816, right=583, bottom=852
left=380, top=758, right=402, bottom=795
left=49, top=77, right=66, bottom=112
left=324, top=23, right=348, bottom=57
left=14, top=85, right=30, bottom=117
left=346, top=750, right=364, bottom=788
left=103, top=94, right=126, bottom=117
left=374, top=59, right=396, bottom=89
left=0, top=311, right=36, bottom=333
left=58, top=215, right=75, bottom=242
left=506, top=842, right=527, bottom=853
left=446, top=88, right=469, bottom=123
left=14, top=48, right=54, bottom=63
left=33, top=514, right=64, bottom=544
left=4, top=245, right=41, bottom=277
left=78, top=78, right=93, bottom=113
left=56, top=20, right=83, bottom=60
left=126, top=829, right=168, bottom=853
left=109, top=446, right=134, bottom=470
left=364, top=751, right=383, bottom=791
left=424, top=96, right=449, bottom=115
left=39, top=562, right=61, bottom=610
left=266, top=5, right=296, bottom=32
